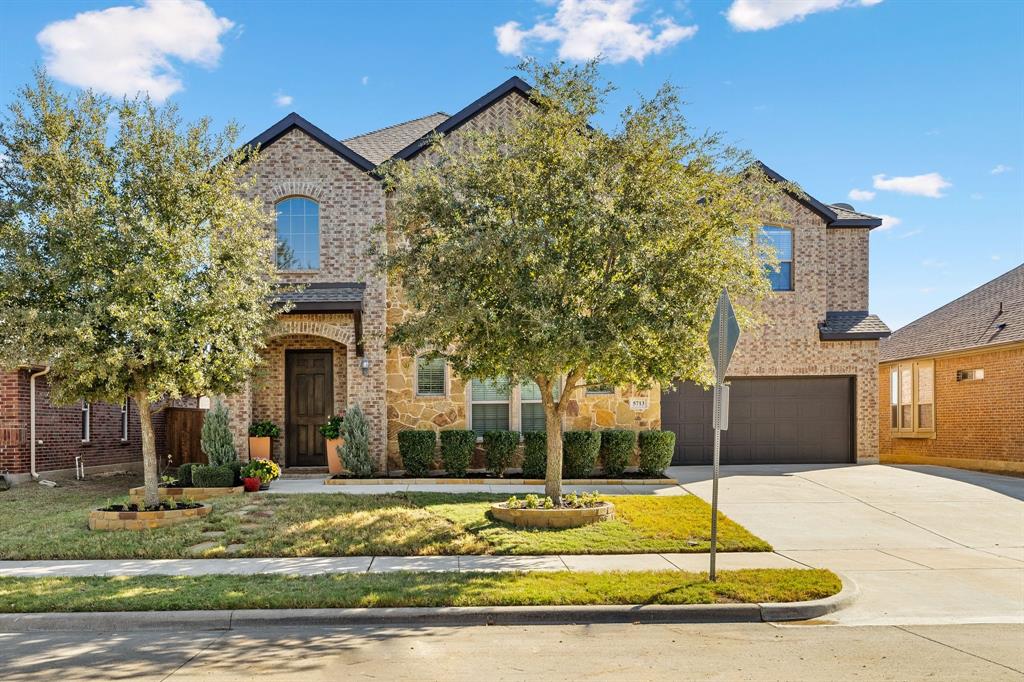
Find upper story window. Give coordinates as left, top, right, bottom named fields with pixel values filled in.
left=760, top=226, right=794, bottom=291
left=275, top=197, right=320, bottom=270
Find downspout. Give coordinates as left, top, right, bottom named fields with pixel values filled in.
left=29, top=366, right=51, bottom=480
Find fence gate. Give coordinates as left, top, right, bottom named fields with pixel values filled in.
left=165, top=407, right=207, bottom=466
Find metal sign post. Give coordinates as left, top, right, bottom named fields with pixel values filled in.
left=707, top=288, right=740, bottom=582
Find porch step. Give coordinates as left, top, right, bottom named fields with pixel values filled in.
left=280, top=467, right=329, bottom=479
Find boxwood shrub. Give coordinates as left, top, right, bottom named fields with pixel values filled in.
left=440, top=429, right=475, bottom=477
left=562, top=431, right=601, bottom=478
left=600, top=429, right=637, bottom=477
left=638, top=430, right=676, bottom=476
left=398, top=430, right=437, bottom=477
left=483, top=430, right=518, bottom=477
left=175, top=463, right=194, bottom=487
left=191, top=464, right=234, bottom=488
left=521, top=431, right=547, bottom=479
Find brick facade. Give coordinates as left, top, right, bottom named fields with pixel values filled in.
left=879, top=344, right=1024, bottom=472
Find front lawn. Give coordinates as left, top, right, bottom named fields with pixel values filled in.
left=0, top=475, right=769, bottom=559
left=0, top=569, right=839, bottom=612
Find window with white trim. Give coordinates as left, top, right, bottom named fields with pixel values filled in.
left=890, top=360, right=934, bottom=435
left=415, top=356, right=446, bottom=397
left=81, top=401, right=91, bottom=443
left=469, top=378, right=511, bottom=437
left=121, top=399, right=129, bottom=441
left=760, top=225, right=794, bottom=291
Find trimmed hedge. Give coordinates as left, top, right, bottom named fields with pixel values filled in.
left=440, top=430, right=475, bottom=477
left=562, top=431, right=601, bottom=478
left=521, top=431, right=547, bottom=479
left=191, top=464, right=234, bottom=488
left=483, top=430, right=518, bottom=477
left=600, top=429, right=637, bottom=477
left=638, top=430, right=676, bottom=476
left=398, top=430, right=436, bottom=477
left=176, top=463, right=194, bottom=487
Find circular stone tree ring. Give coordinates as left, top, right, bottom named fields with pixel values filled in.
left=489, top=501, right=615, bottom=529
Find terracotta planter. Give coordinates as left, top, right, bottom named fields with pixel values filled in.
left=249, top=436, right=271, bottom=459
left=326, top=437, right=346, bottom=475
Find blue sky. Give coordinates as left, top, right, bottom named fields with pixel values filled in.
left=1, top=0, right=1021, bottom=330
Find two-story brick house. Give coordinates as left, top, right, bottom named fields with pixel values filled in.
left=219, top=75, right=889, bottom=471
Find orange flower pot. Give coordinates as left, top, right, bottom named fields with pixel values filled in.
left=248, top=436, right=271, bottom=460
left=326, top=437, right=345, bottom=474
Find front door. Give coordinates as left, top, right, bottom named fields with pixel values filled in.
left=285, top=350, right=333, bottom=467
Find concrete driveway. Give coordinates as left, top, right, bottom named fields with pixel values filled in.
left=668, top=463, right=1024, bottom=626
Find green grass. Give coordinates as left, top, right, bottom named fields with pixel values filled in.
left=0, top=475, right=769, bottom=559
left=0, top=569, right=840, bottom=612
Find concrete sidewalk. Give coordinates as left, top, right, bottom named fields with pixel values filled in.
left=0, top=552, right=800, bottom=577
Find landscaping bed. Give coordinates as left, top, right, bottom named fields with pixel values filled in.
left=0, top=569, right=840, bottom=612
left=326, top=474, right=676, bottom=485
left=0, top=476, right=769, bottom=559
left=128, top=485, right=243, bottom=504
left=88, top=501, right=210, bottom=531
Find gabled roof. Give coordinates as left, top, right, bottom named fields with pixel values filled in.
left=819, top=311, right=890, bottom=341
left=343, top=112, right=450, bottom=165
left=757, top=162, right=883, bottom=229
left=242, top=112, right=376, bottom=172
left=880, top=264, right=1024, bottom=362
left=391, top=76, right=533, bottom=161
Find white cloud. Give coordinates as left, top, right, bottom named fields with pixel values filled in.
left=990, top=164, right=1013, bottom=175
left=875, top=214, right=901, bottom=231
left=848, top=188, right=875, bottom=201
left=361, top=76, right=370, bottom=86
left=992, top=254, right=1002, bottom=261
left=872, top=172, right=951, bottom=198
left=37, top=0, right=233, bottom=102
left=274, top=92, right=293, bottom=107
left=726, top=0, right=881, bottom=32
left=495, top=0, right=697, bottom=64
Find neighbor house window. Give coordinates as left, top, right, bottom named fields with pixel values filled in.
left=120, top=400, right=129, bottom=441
left=81, top=401, right=91, bottom=443
left=890, top=360, right=935, bottom=435
left=956, top=369, right=984, bottom=381
left=415, top=356, right=446, bottom=397
left=275, top=197, right=320, bottom=270
left=469, top=378, right=511, bottom=437
left=760, top=226, right=794, bottom=291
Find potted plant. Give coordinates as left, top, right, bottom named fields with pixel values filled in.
left=248, top=420, right=280, bottom=460
left=242, top=476, right=261, bottom=493
left=242, top=458, right=280, bottom=491
left=319, top=413, right=346, bottom=475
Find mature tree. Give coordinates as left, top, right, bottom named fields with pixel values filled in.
left=0, top=72, right=277, bottom=506
left=381, top=61, right=792, bottom=502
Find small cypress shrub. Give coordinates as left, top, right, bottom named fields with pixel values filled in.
left=638, top=430, right=676, bottom=476
left=483, top=430, right=518, bottom=477
left=191, top=464, right=234, bottom=488
left=521, top=431, right=547, bottom=479
left=201, top=400, right=237, bottom=467
left=176, top=463, right=194, bottom=487
left=440, top=430, right=475, bottom=477
left=562, top=431, right=601, bottom=478
left=399, top=429, right=437, bottom=477
left=600, top=429, right=637, bottom=477
left=340, top=404, right=373, bottom=477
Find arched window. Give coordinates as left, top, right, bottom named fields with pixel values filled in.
left=275, top=197, right=319, bottom=270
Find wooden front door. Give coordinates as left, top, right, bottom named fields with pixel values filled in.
left=285, top=350, right=333, bottom=467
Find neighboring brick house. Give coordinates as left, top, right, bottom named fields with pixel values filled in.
left=225, top=75, right=891, bottom=471
left=879, top=264, right=1023, bottom=473
left=0, top=368, right=186, bottom=482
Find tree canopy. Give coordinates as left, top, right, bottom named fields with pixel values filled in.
left=380, top=61, right=792, bottom=499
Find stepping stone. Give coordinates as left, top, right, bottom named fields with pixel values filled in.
left=201, top=531, right=226, bottom=538
left=238, top=524, right=262, bottom=532
left=188, top=541, right=221, bottom=555
left=248, top=510, right=275, bottom=518
left=224, top=543, right=246, bottom=554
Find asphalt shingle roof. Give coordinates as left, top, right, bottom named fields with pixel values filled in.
left=827, top=204, right=880, bottom=222
left=819, top=311, right=891, bottom=340
left=343, top=112, right=450, bottom=165
left=272, top=282, right=365, bottom=310
left=879, top=264, right=1024, bottom=361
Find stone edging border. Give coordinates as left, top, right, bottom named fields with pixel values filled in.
left=324, top=477, right=677, bottom=486
left=0, top=574, right=857, bottom=631
left=128, top=485, right=244, bottom=503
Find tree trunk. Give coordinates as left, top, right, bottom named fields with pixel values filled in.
left=135, top=391, right=159, bottom=508
left=543, top=399, right=563, bottom=503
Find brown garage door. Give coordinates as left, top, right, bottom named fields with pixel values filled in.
left=661, top=377, right=854, bottom=465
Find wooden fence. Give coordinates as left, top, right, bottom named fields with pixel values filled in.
left=165, top=407, right=207, bottom=466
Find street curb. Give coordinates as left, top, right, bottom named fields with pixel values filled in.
left=0, top=575, right=857, bottom=632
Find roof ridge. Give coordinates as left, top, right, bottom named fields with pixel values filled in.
left=343, top=112, right=448, bottom=143
left=889, top=263, right=1024, bottom=336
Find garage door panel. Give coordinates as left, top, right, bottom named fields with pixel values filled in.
left=663, top=377, right=853, bottom=465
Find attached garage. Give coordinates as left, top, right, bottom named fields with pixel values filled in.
left=661, top=377, right=854, bottom=465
